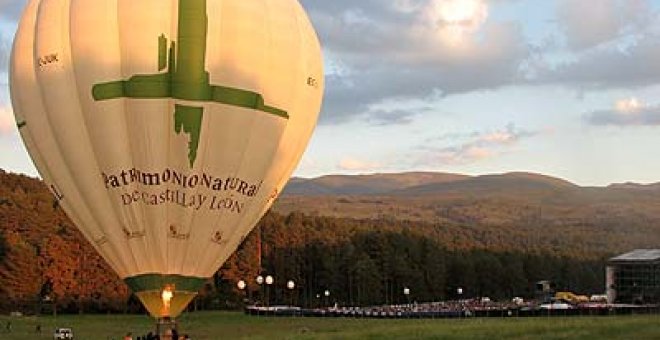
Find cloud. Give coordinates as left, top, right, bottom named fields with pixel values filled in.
left=585, top=97, right=660, bottom=126
left=556, top=0, right=652, bottom=51
left=0, top=33, right=10, bottom=72
left=534, top=33, right=660, bottom=89
left=0, top=0, right=26, bottom=22
left=392, top=0, right=425, bottom=13
left=0, top=105, right=16, bottom=136
left=338, top=158, right=382, bottom=171
left=367, top=109, right=416, bottom=126
left=366, top=108, right=422, bottom=126
left=420, top=0, right=489, bottom=46
left=531, top=0, right=660, bottom=89
left=301, top=0, right=530, bottom=124
left=415, top=124, right=537, bottom=166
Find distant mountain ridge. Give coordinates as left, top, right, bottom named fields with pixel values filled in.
left=284, top=171, right=595, bottom=196
left=276, top=171, right=660, bottom=238
left=608, top=182, right=660, bottom=190
left=284, top=172, right=469, bottom=195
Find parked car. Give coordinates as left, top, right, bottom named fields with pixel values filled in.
left=53, top=328, right=74, bottom=340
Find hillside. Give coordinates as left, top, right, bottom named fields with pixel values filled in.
left=0, top=168, right=658, bottom=312
left=275, top=171, right=660, bottom=257
left=276, top=172, right=660, bottom=221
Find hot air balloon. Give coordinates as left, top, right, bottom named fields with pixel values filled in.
left=10, top=0, right=323, bottom=322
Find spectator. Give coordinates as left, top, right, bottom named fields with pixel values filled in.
left=162, top=329, right=174, bottom=340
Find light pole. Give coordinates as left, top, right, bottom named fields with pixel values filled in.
left=324, top=289, right=330, bottom=308
left=256, top=275, right=264, bottom=307
left=265, top=275, right=274, bottom=307
left=237, top=280, right=246, bottom=306
left=287, top=280, right=296, bottom=307
left=403, top=287, right=411, bottom=318
left=457, top=287, right=464, bottom=318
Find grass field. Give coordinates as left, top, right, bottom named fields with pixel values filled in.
left=1, top=312, right=660, bottom=339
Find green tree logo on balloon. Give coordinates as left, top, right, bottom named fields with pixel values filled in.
left=92, top=0, right=288, bottom=167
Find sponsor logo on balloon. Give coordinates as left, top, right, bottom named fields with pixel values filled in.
left=169, top=225, right=190, bottom=240
left=37, top=53, right=59, bottom=67
left=211, top=231, right=225, bottom=245
left=122, top=227, right=146, bottom=240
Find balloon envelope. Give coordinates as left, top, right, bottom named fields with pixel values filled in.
left=10, top=0, right=323, bottom=318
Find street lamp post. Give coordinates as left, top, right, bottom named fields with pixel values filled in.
left=237, top=280, right=247, bottom=308
left=265, top=275, right=274, bottom=307
left=256, top=275, right=264, bottom=307
left=287, top=280, right=296, bottom=307
left=457, top=287, right=464, bottom=319
left=403, top=287, right=411, bottom=318
left=324, top=289, right=330, bottom=309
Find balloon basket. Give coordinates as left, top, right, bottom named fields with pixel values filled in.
left=155, top=317, right=178, bottom=338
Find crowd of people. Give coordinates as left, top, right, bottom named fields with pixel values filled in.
left=321, top=298, right=524, bottom=317
left=246, top=298, right=532, bottom=318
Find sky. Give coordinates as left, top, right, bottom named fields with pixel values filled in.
left=2, top=0, right=660, bottom=186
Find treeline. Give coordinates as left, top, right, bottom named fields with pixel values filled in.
left=0, top=170, right=608, bottom=313
left=210, top=212, right=606, bottom=309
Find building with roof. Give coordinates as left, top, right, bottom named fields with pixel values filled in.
left=607, top=249, right=660, bottom=304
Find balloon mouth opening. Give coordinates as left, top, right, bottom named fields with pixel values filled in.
left=161, top=285, right=175, bottom=313
left=125, top=274, right=206, bottom=318
left=136, top=290, right=197, bottom=318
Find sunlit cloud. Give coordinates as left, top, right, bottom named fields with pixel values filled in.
left=338, top=158, right=383, bottom=172
left=415, top=124, right=538, bottom=166
left=421, top=0, right=489, bottom=46
left=615, top=97, right=642, bottom=114
left=586, top=98, right=660, bottom=126
left=304, top=0, right=527, bottom=125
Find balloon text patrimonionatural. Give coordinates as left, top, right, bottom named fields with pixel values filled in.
left=101, top=168, right=262, bottom=214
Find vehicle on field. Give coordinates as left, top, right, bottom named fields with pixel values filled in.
left=53, top=328, right=74, bottom=340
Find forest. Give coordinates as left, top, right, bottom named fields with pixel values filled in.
left=0, top=170, right=611, bottom=313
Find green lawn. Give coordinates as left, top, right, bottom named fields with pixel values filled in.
left=1, top=312, right=660, bottom=339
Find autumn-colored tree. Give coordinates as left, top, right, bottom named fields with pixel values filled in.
left=0, top=231, right=41, bottom=311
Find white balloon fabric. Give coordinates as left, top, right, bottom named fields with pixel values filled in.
left=10, top=0, right=323, bottom=318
